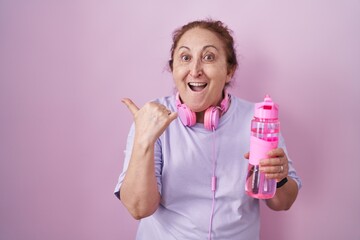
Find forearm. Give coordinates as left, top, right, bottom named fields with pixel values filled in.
left=265, top=177, right=299, bottom=211
left=120, top=139, right=161, bottom=220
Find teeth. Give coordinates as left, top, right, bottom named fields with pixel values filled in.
left=189, top=82, right=207, bottom=86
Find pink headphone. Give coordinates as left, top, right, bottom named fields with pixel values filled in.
left=176, top=91, right=230, bottom=130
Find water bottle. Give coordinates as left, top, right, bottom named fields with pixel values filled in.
left=245, top=95, right=280, bottom=199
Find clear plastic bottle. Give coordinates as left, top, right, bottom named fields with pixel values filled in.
left=245, top=95, right=280, bottom=199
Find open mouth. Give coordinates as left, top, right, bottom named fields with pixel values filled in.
left=188, top=82, right=207, bottom=92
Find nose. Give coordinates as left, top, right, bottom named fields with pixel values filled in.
left=189, top=58, right=202, bottom=77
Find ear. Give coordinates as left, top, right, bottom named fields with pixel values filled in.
left=226, top=66, right=236, bottom=83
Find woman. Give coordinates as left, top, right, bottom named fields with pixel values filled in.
left=115, top=19, right=301, bottom=240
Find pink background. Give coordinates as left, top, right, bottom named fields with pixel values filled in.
left=1, top=1, right=359, bottom=239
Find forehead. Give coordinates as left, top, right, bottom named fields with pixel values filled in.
left=177, top=27, right=224, bottom=50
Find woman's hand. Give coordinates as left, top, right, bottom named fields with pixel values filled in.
left=244, top=149, right=298, bottom=211
left=120, top=98, right=178, bottom=219
left=244, top=148, right=288, bottom=181
left=259, top=148, right=288, bottom=181
left=122, top=98, right=178, bottom=144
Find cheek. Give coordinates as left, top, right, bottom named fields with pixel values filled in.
left=172, top=66, right=188, bottom=81
left=205, top=65, right=228, bottom=80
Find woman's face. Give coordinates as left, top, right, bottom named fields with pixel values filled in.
left=172, top=27, right=233, bottom=113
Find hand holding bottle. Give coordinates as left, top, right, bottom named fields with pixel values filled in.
left=259, top=148, right=288, bottom=181
left=244, top=148, right=289, bottom=181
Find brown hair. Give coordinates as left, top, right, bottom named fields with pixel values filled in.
left=168, top=19, right=238, bottom=76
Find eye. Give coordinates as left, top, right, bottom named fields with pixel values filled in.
left=203, top=53, right=215, bottom=62
left=180, top=54, right=191, bottom=62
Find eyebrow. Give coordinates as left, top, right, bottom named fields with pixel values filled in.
left=202, top=45, right=218, bottom=51
left=177, top=45, right=219, bottom=51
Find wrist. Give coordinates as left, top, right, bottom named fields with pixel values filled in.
left=276, top=177, right=288, bottom=188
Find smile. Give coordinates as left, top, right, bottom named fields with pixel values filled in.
left=188, top=82, right=207, bottom=92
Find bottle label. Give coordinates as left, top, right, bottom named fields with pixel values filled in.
left=249, top=136, right=278, bottom=165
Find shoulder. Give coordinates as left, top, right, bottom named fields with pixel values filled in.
left=229, top=94, right=254, bottom=115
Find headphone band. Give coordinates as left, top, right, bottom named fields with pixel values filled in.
left=175, top=91, right=230, bottom=112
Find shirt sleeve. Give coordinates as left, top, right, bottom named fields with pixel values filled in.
left=278, top=134, right=302, bottom=189
left=114, top=123, right=163, bottom=199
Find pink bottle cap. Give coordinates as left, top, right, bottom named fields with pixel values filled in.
left=254, top=95, right=279, bottom=119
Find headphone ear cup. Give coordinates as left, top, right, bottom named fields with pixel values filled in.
left=177, top=104, right=196, bottom=127
left=176, top=91, right=230, bottom=130
left=204, top=107, right=220, bottom=131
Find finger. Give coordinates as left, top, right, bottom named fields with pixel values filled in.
left=260, top=165, right=284, bottom=173
left=265, top=172, right=287, bottom=180
left=121, top=98, right=139, bottom=116
left=267, top=148, right=285, bottom=157
left=168, top=111, right=178, bottom=122
left=261, top=165, right=288, bottom=179
left=155, top=104, right=177, bottom=120
left=243, top=152, right=250, bottom=159
left=260, top=157, right=282, bottom=166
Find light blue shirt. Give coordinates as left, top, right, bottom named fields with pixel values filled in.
left=114, top=94, right=301, bottom=240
